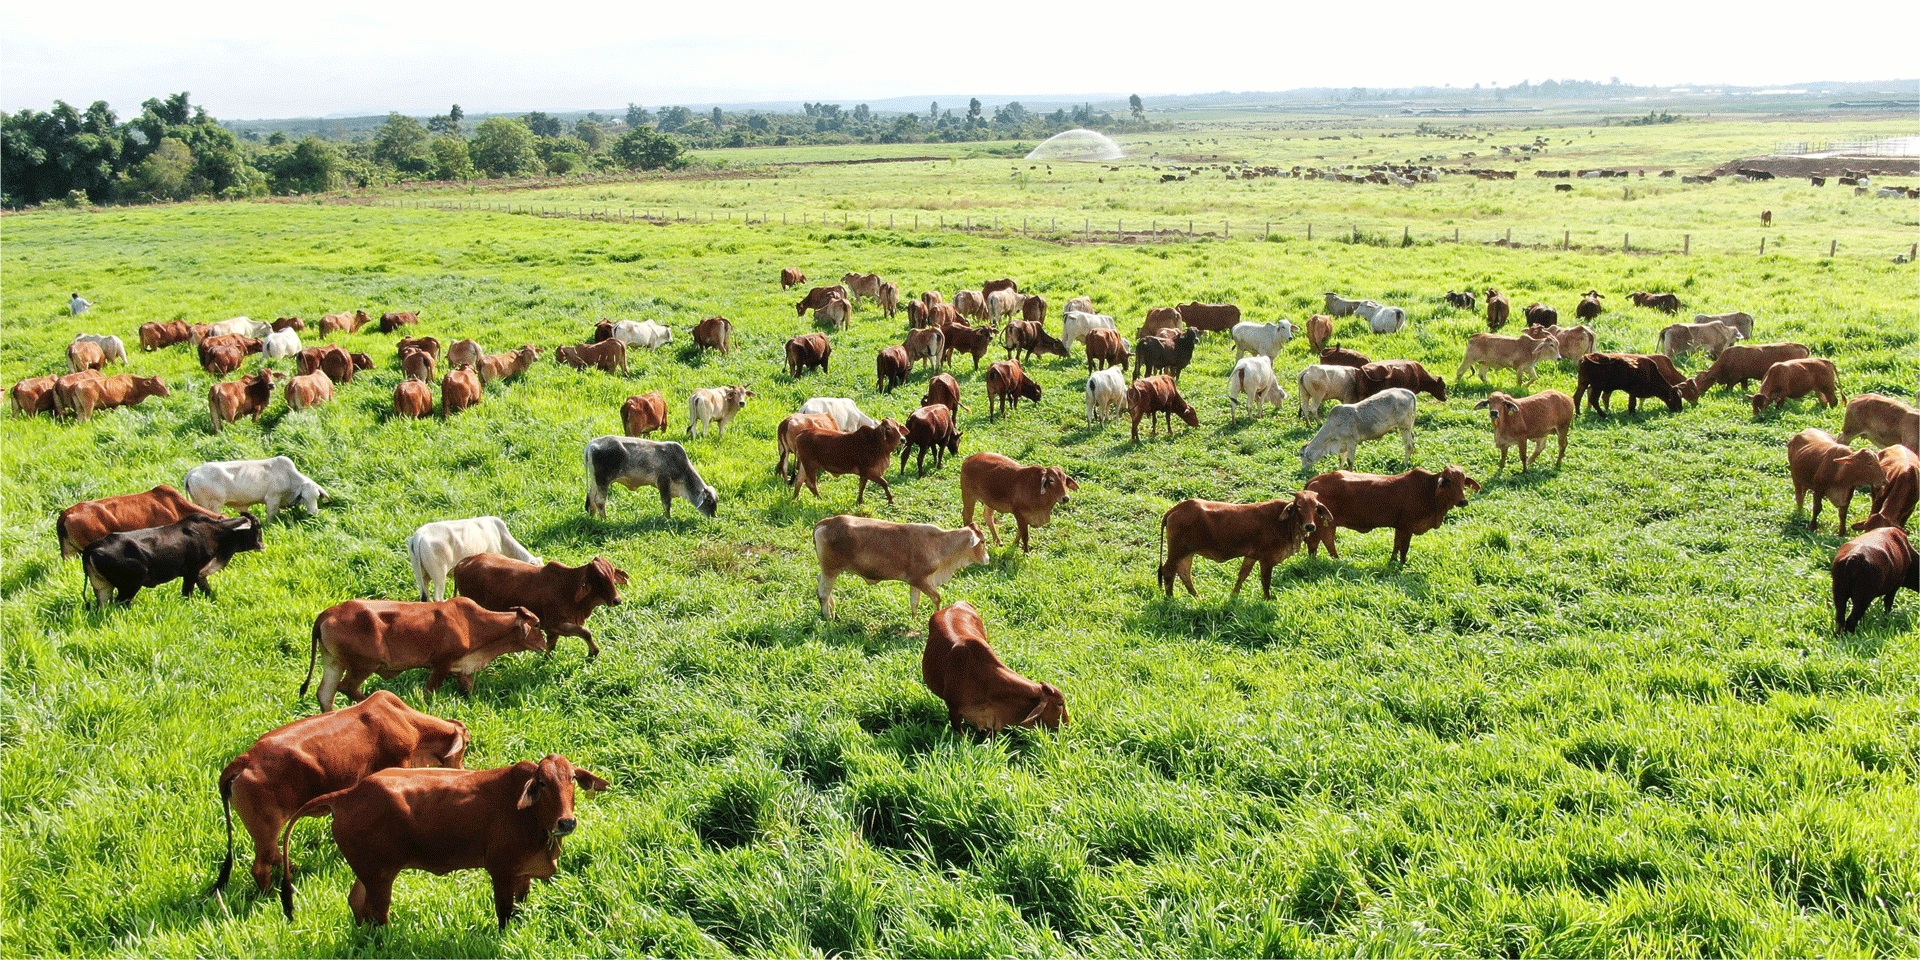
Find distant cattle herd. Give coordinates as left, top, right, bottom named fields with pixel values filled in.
left=13, top=258, right=1918, bottom=932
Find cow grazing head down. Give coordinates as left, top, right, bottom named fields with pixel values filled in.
left=692, top=481, right=719, bottom=517
left=294, top=475, right=330, bottom=514
left=504, top=606, right=548, bottom=653
left=1024, top=682, right=1070, bottom=730
left=414, top=719, right=471, bottom=768
left=515, top=754, right=610, bottom=839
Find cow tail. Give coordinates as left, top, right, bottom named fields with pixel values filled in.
left=299, top=619, right=320, bottom=698
left=56, top=513, right=72, bottom=558
left=278, top=790, right=342, bottom=921
left=1157, top=511, right=1168, bottom=575
left=210, top=765, right=240, bottom=894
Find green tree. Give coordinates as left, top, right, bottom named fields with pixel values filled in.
left=625, top=103, right=652, bottom=128
left=431, top=135, right=474, bottom=180
left=428, top=104, right=464, bottom=136
left=574, top=119, right=605, bottom=152
left=469, top=117, right=542, bottom=177
left=522, top=112, right=563, bottom=138
left=966, top=98, right=983, bottom=125
left=710, top=107, right=724, bottom=128
left=125, top=137, right=194, bottom=200
left=274, top=136, right=340, bottom=194
left=373, top=113, right=432, bottom=175
left=611, top=126, right=681, bottom=170
left=655, top=106, right=693, bottom=133
left=1129, top=94, right=1145, bottom=122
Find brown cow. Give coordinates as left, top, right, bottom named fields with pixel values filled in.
left=477, top=345, right=539, bottom=385
left=1304, top=466, right=1481, bottom=563
left=452, top=554, right=628, bottom=658
left=1837, top=394, right=1920, bottom=451
left=1788, top=428, right=1887, bottom=535
left=900, top=404, right=961, bottom=477
left=1485, top=290, right=1511, bottom=331
left=213, top=691, right=467, bottom=894
left=781, top=267, right=806, bottom=289
left=393, top=380, right=433, bottom=418
left=981, top=278, right=1019, bottom=297
left=1761, top=210, right=1773, bottom=227
left=1475, top=390, right=1574, bottom=472
left=621, top=392, right=669, bottom=436
left=953, top=289, right=988, bottom=321
left=921, top=373, right=963, bottom=413
left=1319, top=346, right=1370, bottom=368
left=795, top=285, right=849, bottom=317
left=59, top=373, right=167, bottom=422
left=791, top=419, right=907, bottom=504
left=959, top=452, right=1077, bottom=552
left=401, top=347, right=436, bottom=383
left=876, top=345, right=912, bottom=393
left=1629, top=291, right=1684, bottom=313
left=447, top=339, right=484, bottom=370
left=1084, top=328, right=1131, bottom=374
left=843, top=272, right=884, bottom=301
left=211, top=370, right=276, bottom=432
left=923, top=602, right=1067, bottom=733
left=319, top=310, right=372, bottom=337
left=1575, top=291, right=1604, bottom=320
left=303, top=597, right=546, bottom=710
left=941, top=323, right=996, bottom=371
left=1831, top=526, right=1916, bottom=633
left=1522, top=302, right=1558, bottom=327
left=1752, top=358, right=1840, bottom=415
left=1176, top=302, right=1241, bottom=333
left=203, top=334, right=264, bottom=355
left=379, top=311, right=419, bottom=333
left=1573, top=353, right=1683, bottom=414
left=906, top=300, right=932, bottom=329
left=1021, top=294, right=1047, bottom=325
left=692, top=316, right=733, bottom=355
left=395, top=336, right=441, bottom=365
left=1157, top=492, right=1330, bottom=598
left=200, top=344, right=247, bottom=378
left=67, top=340, right=107, bottom=373
left=13, top=371, right=94, bottom=417
left=271, top=317, right=306, bottom=333
left=555, top=339, right=627, bottom=374
left=140, top=320, right=194, bottom=351
left=286, top=370, right=334, bottom=411
left=905, top=327, right=945, bottom=371
left=1682, top=342, right=1811, bottom=400
left=1356, top=360, right=1448, bottom=401
left=813, top=515, right=987, bottom=618
left=776, top=412, right=840, bottom=478
left=298, top=345, right=371, bottom=384
left=278, top=755, right=607, bottom=928
left=442, top=366, right=482, bottom=417
left=1003, top=320, right=1067, bottom=363
left=985, top=359, right=1042, bottom=416
left=57, top=484, right=220, bottom=558
left=1521, top=324, right=1596, bottom=364
left=1136, top=306, right=1183, bottom=340
left=1856, top=445, right=1920, bottom=532
left=877, top=283, right=901, bottom=319
left=1306, top=314, right=1334, bottom=352
left=786, top=333, right=832, bottom=377
left=1127, top=374, right=1199, bottom=442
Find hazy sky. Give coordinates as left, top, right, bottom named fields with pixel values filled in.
left=3, top=0, right=1912, bottom=119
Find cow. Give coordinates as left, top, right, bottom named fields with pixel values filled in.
left=45, top=370, right=102, bottom=418
left=207, top=317, right=273, bottom=340
left=798, top=397, right=879, bottom=433
left=11, top=374, right=79, bottom=417
left=452, top=554, right=627, bottom=658
left=1444, top=291, right=1478, bottom=310
left=301, top=596, right=542, bottom=710
left=843, top=272, right=884, bottom=302
left=1062, top=296, right=1093, bottom=316
left=960, top=452, right=1078, bottom=552
left=1086, top=366, right=1128, bottom=424
left=1761, top=210, right=1772, bottom=227
left=812, top=515, right=988, bottom=618
left=1303, top=466, right=1480, bottom=563
left=791, top=419, right=907, bottom=504
left=1062, top=310, right=1117, bottom=351
left=393, top=380, right=433, bottom=418
left=82, top=512, right=264, bottom=607
left=1324, top=293, right=1366, bottom=317
left=599, top=320, right=672, bottom=350
left=1576, top=291, right=1605, bottom=320
left=985, top=360, right=1042, bottom=416
left=263, top=329, right=303, bottom=361
left=953, top=290, right=988, bottom=322
left=1356, top=360, right=1447, bottom=402
left=923, top=602, right=1067, bottom=733
left=1231, top=320, right=1295, bottom=361
left=981, top=278, right=1019, bottom=297
left=56, top=485, right=219, bottom=558
left=905, top=300, right=932, bottom=329
left=1134, top=328, right=1202, bottom=380
left=276, top=755, right=607, bottom=928
left=1686, top=313, right=1754, bottom=341
left=299, top=345, right=372, bottom=384
left=200, top=343, right=248, bottom=378
left=618, top=391, right=669, bottom=437
left=1300, top=388, right=1419, bottom=472
left=692, top=317, right=733, bottom=355
left=1177, top=302, right=1242, bottom=333
left=395, top=336, right=441, bottom=364
left=1752, top=358, right=1841, bottom=415
left=1485, top=290, right=1511, bottom=331
left=583, top=435, right=718, bottom=518
left=186, top=456, right=328, bottom=522
left=1157, top=492, right=1330, bottom=598
left=52, top=372, right=167, bottom=422
left=1838, top=394, right=1919, bottom=451
left=905, top=327, right=945, bottom=372
left=442, top=366, right=482, bottom=418
left=986, top=289, right=1025, bottom=322
left=1356, top=301, right=1408, bottom=334
left=1573, top=353, right=1684, bottom=414
left=781, top=267, right=806, bottom=289
left=1306, top=314, right=1335, bottom=352
left=876, top=346, right=912, bottom=393
left=318, top=311, right=372, bottom=337
left=776, top=413, right=840, bottom=478
left=1681, top=342, right=1811, bottom=400
left=1319, top=346, right=1370, bottom=368
left=1298, top=364, right=1364, bottom=423
left=1020, top=294, right=1046, bottom=326
left=210, top=370, right=276, bottom=432
left=140, top=321, right=194, bottom=351
left=941, top=323, right=996, bottom=371
left=477, top=345, right=539, bottom=384
left=1084, top=328, right=1131, bottom=374
left=447, top=339, right=484, bottom=370
left=270, top=317, right=306, bottom=333
left=66, top=340, right=107, bottom=373
left=877, top=283, right=901, bottom=319
left=1856, top=445, right=1920, bottom=532
left=1128, top=374, right=1200, bottom=441
left=1658, top=320, right=1743, bottom=360
left=379, top=311, right=419, bottom=334
left=1137, top=306, right=1184, bottom=340
left=687, top=385, right=754, bottom=438
left=1831, top=527, right=1916, bottom=633
left=921, top=373, right=963, bottom=414
left=1788, top=428, right=1887, bottom=535
left=555, top=340, right=627, bottom=375
left=785, top=333, right=832, bottom=377
left=1475, top=390, right=1574, bottom=473
left=401, top=348, right=436, bottom=383
left=1629, top=291, right=1685, bottom=313
left=1521, top=324, right=1596, bottom=364
left=212, top=691, right=468, bottom=895
left=1457, top=333, right=1561, bottom=387
left=1003, top=320, right=1067, bottom=363
left=1227, top=357, right=1285, bottom=420
left=899, top=404, right=961, bottom=478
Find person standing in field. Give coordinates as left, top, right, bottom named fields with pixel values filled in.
left=69, top=293, right=92, bottom=315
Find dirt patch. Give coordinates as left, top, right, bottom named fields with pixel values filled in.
left=1711, top=156, right=1920, bottom=178
left=769, top=156, right=948, bottom=167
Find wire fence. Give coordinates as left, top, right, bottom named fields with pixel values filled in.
left=373, top=198, right=1920, bottom=263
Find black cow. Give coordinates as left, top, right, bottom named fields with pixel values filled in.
left=82, top=513, right=264, bottom=606
left=1572, top=353, right=1684, bottom=415
left=1133, top=328, right=1202, bottom=380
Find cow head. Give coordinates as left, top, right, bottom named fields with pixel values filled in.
left=1292, top=489, right=1333, bottom=534
left=580, top=557, right=629, bottom=608
left=1174, top=398, right=1201, bottom=428
left=946, top=429, right=963, bottom=455
left=1475, top=392, right=1522, bottom=424
left=963, top=524, right=989, bottom=566
left=1037, top=467, right=1079, bottom=506
left=350, top=352, right=375, bottom=371
left=1844, top=450, right=1890, bottom=489
left=694, top=483, right=719, bottom=517
left=879, top=418, right=908, bottom=448
left=504, top=606, right=547, bottom=652
left=137, top=376, right=172, bottom=398
left=1852, top=512, right=1900, bottom=532
left=591, top=321, right=614, bottom=343
left=515, top=754, right=610, bottom=839
left=412, top=717, right=470, bottom=769
left=727, top=385, right=755, bottom=407
left=1019, top=683, right=1069, bottom=731
left=295, top=475, right=329, bottom=514
left=1436, top=466, right=1481, bottom=508
left=220, top=512, right=267, bottom=555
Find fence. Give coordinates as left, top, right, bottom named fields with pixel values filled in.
left=1775, top=137, right=1920, bottom=157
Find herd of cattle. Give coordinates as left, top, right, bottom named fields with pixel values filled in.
left=15, top=260, right=1918, bottom=931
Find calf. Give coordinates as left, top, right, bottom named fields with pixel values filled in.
left=452, top=554, right=628, bottom=658
left=941, top=323, right=997, bottom=371
left=442, top=366, right=482, bottom=417
left=1228, top=356, right=1286, bottom=420
left=900, top=404, right=961, bottom=477
left=791, top=419, right=907, bottom=504
left=687, top=385, right=754, bottom=438
left=1475, top=390, right=1574, bottom=472
left=395, top=336, right=440, bottom=363
left=1062, top=310, right=1117, bottom=351
left=1300, top=388, right=1419, bottom=471
left=813, top=515, right=987, bottom=617
left=1137, top=306, right=1184, bottom=340
left=1693, top=311, right=1755, bottom=338
left=1458, top=333, right=1561, bottom=387
left=1086, top=367, right=1128, bottom=424
left=59, top=373, right=169, bottom=421
left=621, top=392, right=669, bottom=436
left=277, top=756, right=608, bottom=928
left=815, top=294, right=852, bottom=330
left=960, top=452, right=1078, bottom=552
left=921, top=373, right=963, bottom=413
left=954, top=289, right=987, bottom=321
left=876, top=345, right=912, bottom=393
left=83, top=512, right=264, bottom=606
left=1083, top=328, right=1131, bottom=374
left=986, top=289, right=1026, bottom=322
left=1003, top=320, right=1067, bottom=362
left=1304, top=465, right=1480, bottom=563
left=1158, top=492, right=1330, bottom=599
left=1298, top=364, right=1364, bottom=423
left=584, top=435, right=718, bottom=518
left=1485, top=290, right=1511, bottom=331
left=447, top=339, right=483, bottom=370
left=1319, top=346, right=1370, bottom=368
left=210, top=370, right=277, bottom=432
left=879, top=284, right=902, bottom=319
left=1856, top=445, right=1919, bottom=532
left=1306, top=314, right=1335, bottom=352
left=393, top=380, right=433, bottom=418
left=781, top=267, right=806, bottom=289
left=1357, top=360, right=1447, bottom=402
left=776, top=413, right=840, bottom=478
left=1444, top=290, right=1478, bottom=310
left=379, top=311, right=419, bottom=333
left=1128, top=374, right=1200, bottom=441
left=555, top=339, right=627, bottom=374
left=318, top=310, right=372, bottom=337
left=1683, top=342, right=1811, bottom=400
left=407, top=517, right=540, bottom=602
left=303, top=597, right=545, bottom=710
left=1523, top=303, right=1558, bottom=327
left=200, top=344, right=248, bottom=378
left=985, top=359, right=1042, bottom=416
left=286, top=370, right=334, bottom=411
left=185, top=456, right=328, bottom=521
left=57, top=484, right=219, bottom=558
left=1752, top=358, right=1840, bottom=415
left=1021, top=293, right=1046, bottom=325
left=1788, top=428, right=1886, bottom=535
left=1522, top=324, right=1596, bottom=364
left=785, top=333, right=832, bottom=377
left=67, top=339, right=107, bottom=373
left=299, top=345, right=372, bottom=384
left=1837, top=393, right=1919, bottom=451
left=72, top=333, right=127, bottom=366
left=905, top=327, right=945, bottom=371
left=1231, top=320, right=1295, bottom=361
left=213, top=691, right=467, bottom=894
left=1575, top=291, right=1605, bottom=320
left=796, top=286, right=848, bottom=316
left=1134, top=328, right=1201, bottom=379
left=1573, top=353, right=1683, bottom=414
left=140, top=320, right=194, bottom=351
left=477, top=345, right=539, bottom=384
left=924, top=602, right=1068, bottom=733
left=692, top=316, right=733, bottom=354
left=1630, top=291, right=1684, bottom=313
left=263, top=329, right=303, bottom=360
left=1831, top=527, right=1917, bottom=633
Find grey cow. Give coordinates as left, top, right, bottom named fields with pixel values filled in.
left=1300, top=388, right=1419, bottom=472
left=584, top=435, right=718, bottom=518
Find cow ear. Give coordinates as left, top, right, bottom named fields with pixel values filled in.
left=1037, top=472, right=1053, bottom=494
left=574, top=769, right=611, bottom=792
left=517, top=777, right=540, bottom=809
left=1019, top=697, right=1048, bottom=725
left=443, top=726, right=467, bottom=762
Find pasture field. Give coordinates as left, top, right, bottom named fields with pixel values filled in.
left=3, top=183, right=1919, bottom=958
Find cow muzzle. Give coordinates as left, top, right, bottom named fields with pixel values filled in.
left=553, top=817, right=577, bottom=837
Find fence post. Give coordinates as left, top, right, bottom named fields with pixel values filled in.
left=1454, top=227, right=1459, bottom=243
left=1684, top=234, right=1690, bottom=254
left=1564, top=230, right=1570, bottom=249
left=1085, top=219, right=1090, bottom=239
left=1403, top=226, right=1409, bottom=244
left=1308, top=223, right=1313, bottom=240
left=1624, top=233, right=1630, bottom=252
left=1266, top=222, right=1271, bottom=237
left=1911, top=242, right=1917, bottom=261
left=1023, top=216, right=1028, bottom=235
left=1119, top=219, right=1124, bottom=235
left=1224, top=220, right=1229, bottom=239
left=1829, top=239, right=1837, bottom=256
left=1760, top=237, right=1766, bottom=255
left=1506, top=228, right=1512, bottom=244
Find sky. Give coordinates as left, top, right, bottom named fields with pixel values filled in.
left=3, top=0, right=1914, bottom=120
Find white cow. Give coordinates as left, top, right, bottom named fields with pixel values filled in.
left=1231, top=321, right=1296, bottom=361
left=1086, top=366, right=1128, bottom=424
left=206, top=316, right=272, bottom=339
left=1299, top=388, right=1418, bottom=471
left=1355, top=301, right=1407, bottom=334
left=1062, top=310, right=1117, bottom=351
left=1298, top=364, right=1364, bottom=423
left=183, top=456, right=329, bottom=521
left=1323, top=293, right=1366, bottom=317
left=407, top=517, right=541, bottom=602
left=797, top=397, right=878, bottom=432
left=605, top=320, right=673, bottom=349
left=71, top=334, right=128, bottom=366
left=263, top=328, right=303, bottom=360
left=1228, top=356, right=1286, bottom=420
left=687, top=385, right=754, bottom=437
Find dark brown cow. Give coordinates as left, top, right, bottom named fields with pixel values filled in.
left=776, top=413, right=839, bottom=478
left=1134, top=328, right=1201, bottom=380
left=785, top=333, right=832, bottom=377
left=1788, top=428, right=1886, bottom=535
left=1752, top=358, right=1840, bottom=415
left=379, top=311, right=420, bottom=333
left=1084, top=328, right=1131, bottom=373
left=442, top=366, right=482, bottom=417
left=876, top=345, right=911, bottom=393
left=790, top=419, right=907, bottom=504
left=692, top=316, right=733, bottom=355
left=298, top=345, right=372, bottom=384
left=921, top=373, right=963, bottom=412
left=941, top=323, right=997, bottom=371
left=959, top=452, right=1077, bottom=552
left=1003, top=320, right=1067, bottom=362
left=1304, top=466, right=1481, bottom=563
left=1444, top=291, right=1477, bottom=310
left=555, top=340, right=627, bottom=374
left=452, top=554, right=628, bottom=658
left=401, top=347, right=436, bottom=383
left=1523, top=302, right=1558, bottom=327
left=271, top=317, right=306, bottom=332
left=1573, top=353, right=1683, bottom=414
left=1319, top=346, right=1371, bottom=368
left=1629, top=291, right=1684, bottom=313
left=303, top=597, right=546, bottom=710
left=1127, top=374, right=1199, bottom=442
left=1021, top=294, right=1047, bottom=325
left=210, top=371, right=276, bottom=432
left=781, top=267, right=807, bottom=289
left=200, top=344, right=247, bottom=377
left=1157, top=492, right=1330, bottom=598
left=899, top=404, right=961, bottom=477
left=621, top=392, right=668, bottom=436
left=923, top=602, right=1067, bottom=734
left=140, top=320, right=193, bottom=351
left=1356, top=360, right=1448, bottom=401
left=1831, top=527, right=1916, bottom=633
left=1485, top=290, right=1511, bottom=331
left=393, top=380, right=433, bottom=419
left=981, top=278, right=1020, bottom=297
left=57, top=484, right=219, bottom=558
left=1856, top=445, right=1919, bottom=532
left=985, top=359, right=1042, bottom=416
left=1575, top=291, right=1604, bottom=320
left=1176, top=302, right=1241, bottom=333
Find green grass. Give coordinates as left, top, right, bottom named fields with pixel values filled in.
left=3, top=122, right=1919, bottom=958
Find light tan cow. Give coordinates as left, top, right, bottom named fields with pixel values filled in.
left=1297, top=364, right=1363, bottom=423
left=812, top=515, right=987, bottom=618
left=1456, top=333, right=1561, bottom=387
left=1837, top=394, right=1920, bottom=451
left=1657, top=320, right=1743, bottom=359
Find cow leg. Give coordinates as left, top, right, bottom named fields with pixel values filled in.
left=979, top=506, right=1002, bottom=545
left=1230, top=557, right=1256, bottom=596
left=1016, top=519, right=1030, bottom=552
left=1834, top=579, right=1851, bottom=633
left=492, top=871, right=521, bottom=929
left=1403, top=428, right=1416, bottom=463
left=1496, top=445, right=1510, bottom=474
left=339, top=668, right=373, bottom=703
left=910, top=579, right=942, bottom=613
left=1393, top=529, right=1413, bottom=564
left=1554, top=429, right=1568, bottom=468
left=1260, top=561, right=1277, bottom=600
left=917, top=446, right=928, bottom=478
left=854, top=477, right=868, bottom=505
left=1834, top=493, right=1851, bottom=537
left=873, top=475, right=894, bottom=504
left=235, top=797, right=284, bottom=893
left=1809, top=496, right=1823, bottom=532
left=315, top=664, right=345, bottom=711
left=658, top=482, right=675, bottom=516
left=817, top=572, right=838, bottom=619
left=350, top=872, right=397, bottom=926
left=424, top=668, right=452, bottom=699
left=566, top=625, right=599, bottom=658
left=1177, top=558, right=1200, bottom=597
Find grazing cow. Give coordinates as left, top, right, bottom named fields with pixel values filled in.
left=555, top=340, right=628, bottom=374
left=1357, top=360, right=1447, bottom=402
left=1629, top=291, right=1684, bottom=313
left=452, top=554, right=628, bottom=658
left=56, top=485, right=219, bottom=558
left=1303, top=466, right=1480, bottom=562
left=960, top=452, right=1078, bottom=552
left=210, top=370, right=277, bottom=432
left=45, top=370, right=101, bottom=418
left=1157, top=492, right=1330, bottom=598
left=442, top=366, right=482, bottom=417
left=812, top=515, right=987, bottom=618
left=816, top=294, right=853, bottom=328
left=1658, top=320, right=1743, bottom=359
left=687, top=385, right=754, bottom=438
left=1752, top=358, right=1840, bottom=415
left=905, top=301, right=932, bottom=329
left=791, top=418, right=906, bottom=504
left=1084, top=328, right=1132, bottom=373
left=1457, top=333, right=1561, bottom=387
left=1227, top=357, right=1285, bottom=420
left=1128, top=374, right=1200, bottom=441
left=140, top=321, right=194, bottom=351
left=1788, top=429, right=1887, bottom=535
left=923, top=602, right=1067, bottom=733
left=877, top=283, right=901, bottom=319
left=200, top=344, right=247, bottom=378
left=1134, top=328, right=1202, bottom=380
left=601, top=320, right=673, bottom=350
left=785, top=333, right=832, bottom=377
left=187, top=455, right=328, bottom=521
left=286, top=369, right=334, bottom=413
left=1062, top=310, right=1117, bottom=351
left=1522, top=303, right=1557, bottom=327
left=302, top=598, right=544, bottom=711
left=1136, top=306, right=1184, bottom=340
left=900, top=404, right=962, bottom=477
left=201, top=334, right=264, bottom=359
left=393, top=379, right=433, bottom=418
left=985, top=360, right=1043, bottom=416
left=1298, top=364, right=1364, bottom=423
left=776, top=413, right=840, bottom=478
left=271, top=317, right=306, bottom=333
left=214, top=691, right=467, bottom=895
left=621, top=392, right=669, bottom=436
left=1319, top=346, right=1370, bottom=368
left=448, top=339, right=484, bottom=370
left=692, top=316, right=733, bottom=355
left=1555, top=183, right=1573, bottom=192
left=876, top=346, right=911, bottom=393
left=67, top=339, right=107, bottom=373
left=986, top=289, right=1025, bottom=322
left=1231, top=320, right=1295, bottom=361
left=83, top=512, right=264, bottom=606
left=584, top=435, right=718, bottom=518
left=905, top=327, right=945, bottom=372
left=276, top=755, right=606, bottom=928
left=395, top=336, right=441, bottom=364
left=55, top=372, right=167, bottom=422
left=1476, top=390, right=1574, bottom=472
left=798, top=397, right=879, bottom=433
left=71, top=333, right=127, bottom=366
left=299, top=345, right=371, bottom=384
left=1522, top=324, right=1596, bottom=364
left=1356, top=301, right=1408, bottom=334
left=1576, top=291, right=1605, bottom=320
left=921, top=373, right=963, bottom=413
left=1485, top=290, right=1511, bottom=331
left=781, top=267, right=806, bottom=289
left=11, top=374, right=79, bottom=417
left=1856, top=445, right=1920, bottom=532
left=1300, top=388, right=1419, bottom=471
left=1324, top=293, right=1366, bottom=317
left=1306, top=314, right=1335, bottom=352
left=1831, top=527, right=1916, bottom=633
left=1839, top=394, right=1920, bottom=451
left=1681, top=342, right=1811, bottom=399
left=1693, top=312, right=1755, bottom=339
left=477, top=345, right=539, bottom=384
left=379, top=311, right=419, bottom=334
left=263, top=329, right=303, bottom=360
left=1177, top=302, right=1242, bottom=333
left=940, top=323, right=996, bottom=371
left=1003, top=320, right=1067, bottom=362
left=1444, top=290, right=1478, bottom=310
left=1021, top=294, right=1047, bottom=325
left=843, top=272, right=884, bottom=301
left=408, top=517, right=541, bottom=602
left=1086, top=366, right=1128, bottom=424
left=953, top=290, right=987, bottom=321
left=1573, top=353, right=1684, bottom=414
left=207, top=317, right=272, bottom=340
left=318, top=311, right=373, bottom=337
left=401, top=347, right=436, bottom=383
left=981, top=278, right=1019, bottom=297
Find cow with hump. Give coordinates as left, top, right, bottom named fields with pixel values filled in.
left=1158, top=491, right=1331, bottom=599
left=302, top=596, right=546, bottom=710
left=58, top=484, right=220, bottom=558
left=83, top=512, right=265, bottom=606
left=585, top=435, right=718, bottom=518
left=1300, top=388, right=1419, bottom=472
left=1304, top=465, right=1480, bottom=563
left=813, top=515, right=988, bottom=618
left=923, top=602, right=1068, bottom=734
left=453, top=554, right=629, bottom=658
left=186, top=456, right=329, bottom=522
left=960, top=452, right=1078, bottom=552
